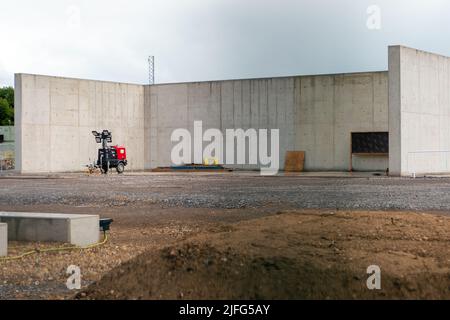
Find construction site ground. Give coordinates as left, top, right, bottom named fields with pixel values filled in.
left=0, top=172, right=449, bottom=299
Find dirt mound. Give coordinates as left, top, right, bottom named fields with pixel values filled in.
left=78, top=242, right=358, bottom=300
left=78, top=211, right=450, bottom=300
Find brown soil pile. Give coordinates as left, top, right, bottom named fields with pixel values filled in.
left=78, top=210, right=450, bottom=300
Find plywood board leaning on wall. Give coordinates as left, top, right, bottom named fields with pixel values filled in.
left=284, top=151, right=305, bottom=172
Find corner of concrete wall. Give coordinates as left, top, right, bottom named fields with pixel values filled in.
left=390, top=46, right=450, bottom=176
left=388, top=46, right=402, bottom=176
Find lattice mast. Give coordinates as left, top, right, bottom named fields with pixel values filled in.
left=148, top=56, right=155, bottom=85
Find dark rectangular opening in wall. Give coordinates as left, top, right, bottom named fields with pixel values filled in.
left=351, top=132, right=389, bottom=154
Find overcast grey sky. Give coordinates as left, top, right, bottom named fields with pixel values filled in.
left=0, top=0, right=449, bottom=87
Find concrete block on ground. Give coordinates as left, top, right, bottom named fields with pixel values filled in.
left=0, top=223, right=6, bottom=257
left=0, top=212, right=99, bottom=246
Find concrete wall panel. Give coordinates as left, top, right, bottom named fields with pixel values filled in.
left=16, top=74, right=145, bottom=173
left=0, top=126, right=15, bottom=142
left=294, top=73, right=388, bottom=171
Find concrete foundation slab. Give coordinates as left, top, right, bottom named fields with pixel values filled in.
left=0, top=212, right=99, bottom=246
left=0, top=223, right=6, bottom=257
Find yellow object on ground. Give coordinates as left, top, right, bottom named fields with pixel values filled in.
left=204, top=158, right=219, bottom=165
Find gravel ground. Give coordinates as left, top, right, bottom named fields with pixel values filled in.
left=1, top=173, right=450, bottom=211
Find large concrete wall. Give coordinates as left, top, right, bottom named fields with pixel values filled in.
left=389, top=46, right=450, bottom=176
left=15, top=74, right=145, bottom=173
left=16, top=71, right=389, bottom=173
left=145, top=72, right=389, bottom=171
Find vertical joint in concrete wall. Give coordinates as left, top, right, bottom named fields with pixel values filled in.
left=388, top=46, right=402, bottom=176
